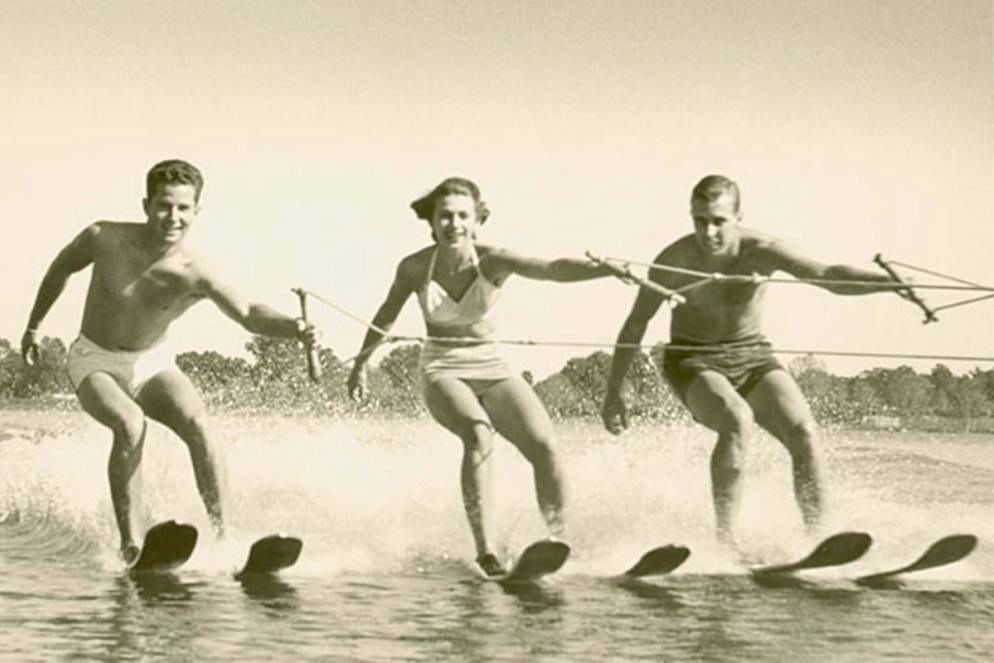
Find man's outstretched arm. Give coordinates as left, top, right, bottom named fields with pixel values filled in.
left=766, top=241, right=898, bottom=295
left=197, top=265, right=312, bottom=341
left=22, top=223, right=100, bottom=363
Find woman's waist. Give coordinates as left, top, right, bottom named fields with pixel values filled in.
left=420, top=336, right=507, bottom=366
left=423, top=336, right=500, bottom=351
left=424, top=322, right=498, bottom=344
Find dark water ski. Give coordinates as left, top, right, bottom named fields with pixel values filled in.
left=487, top=540, right=570, bottom=586
left=128, top=521, right=198, bottom=575
left=235, top=534, right=303, bottom=579
left=855, top=534, right=978, bottom=588
left=750, top=531, right=873, bottom=577
left=623, top=545, right=691, bottom=578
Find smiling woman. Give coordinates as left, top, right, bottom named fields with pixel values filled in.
left=346, top=176, right=614, bottom=578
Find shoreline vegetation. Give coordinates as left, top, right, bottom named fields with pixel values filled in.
left=2, top=336, right=994, bottom=434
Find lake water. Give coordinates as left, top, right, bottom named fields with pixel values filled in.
left=2, top=411, right=992, bottom=661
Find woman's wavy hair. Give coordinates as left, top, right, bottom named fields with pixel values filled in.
left=410, top=177, right=491, bottom=238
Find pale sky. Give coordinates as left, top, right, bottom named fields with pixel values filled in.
left=2, top=0, right=992, bottom=378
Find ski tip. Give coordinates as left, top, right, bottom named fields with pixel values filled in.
left=820, top=530, right=873, bottom=552
left=127, top=520, right=199, bottom=574
left=750, top=530, right=873, bottom=577
left=527, top=539, right=571, bottom=554
left=517, top=539, right=571, bottom=567
left=937, top=534, right=978, bottom=557
left=495, top=539, right=571, bottom=585
left=624, top=545, right=691, bottom=578
left=916, top=534, right=977, bottom=569
left=803, top=531, right=873, bottom=567
left=236, top=534, right=304, bottom=579
left=855, top=533, right=979, bottom=588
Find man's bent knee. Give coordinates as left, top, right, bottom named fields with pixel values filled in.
left=791, top=418, right=818, bottom=442
left=695, top=397, right=753, bottom=435
left=721, top=402, right=754, bottom=435
left=108, top=414, right=146, bottom=448
left=171, top=408, right=210, bottom=439
left=782, top=418, right=819, bottom=459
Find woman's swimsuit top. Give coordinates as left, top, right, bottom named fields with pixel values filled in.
left=417, top=245, right=501, bottom=327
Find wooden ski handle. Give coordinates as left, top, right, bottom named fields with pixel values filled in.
left=874, top=254, right=938, bottom=324
left=585, top=252, right=686, bottom=307
left=292, top=288, right=322, bottom=382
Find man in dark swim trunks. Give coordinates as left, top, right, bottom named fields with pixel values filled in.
left=601, top=174, right=901, bottom=546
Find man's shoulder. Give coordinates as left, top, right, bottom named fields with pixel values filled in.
left=170, top=247, right=229, bottom=297
left=93, top=220, right=143, bottom=233
left=737, top=229, right=801, bottom=274
left=740, top=229, right=788, bottom=256
left=637, top=235, right=698, bottom=286
left=86, top=220, right=141, bottom=242
left=658, top=234, right=699, bottom=263
left=79, top=222, right=149, bottom=258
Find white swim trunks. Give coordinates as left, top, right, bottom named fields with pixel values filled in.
left=66, top=334, right=178, bottom=395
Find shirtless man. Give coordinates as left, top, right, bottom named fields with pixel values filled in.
left=601, top=174, right=900, bottom=546
left=20, top=159, right=316, bottom=562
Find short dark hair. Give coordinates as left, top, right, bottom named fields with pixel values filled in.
left=146, top=159, right=204, bottom=201
left=691, top=174, right=740, bottom=213
left=410, top=177, right=491, bottom=228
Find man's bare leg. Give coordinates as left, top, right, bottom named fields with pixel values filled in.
left=683, top=372, right=754, bottom=547
left=138, top=370, right=227, bottom=537
left=747, top=370, right=825, bottom=532
left=76, top=373, right=147, bottom=561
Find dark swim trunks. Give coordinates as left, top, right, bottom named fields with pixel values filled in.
left=662, top=336, right=784, bottom=402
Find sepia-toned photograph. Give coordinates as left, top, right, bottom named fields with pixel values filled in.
left=1, top=1, right=992, bottom=660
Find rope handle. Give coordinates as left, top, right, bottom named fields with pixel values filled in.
left=874, top=254, right=939, bottom=324
left=586, top=251, right=686, bottom=308
left=292, top=288, right=323, bottom=382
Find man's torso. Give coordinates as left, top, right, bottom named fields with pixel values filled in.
left=80, top=223, right=204, bottom=351
left=661, top=232, right=780, bottom=343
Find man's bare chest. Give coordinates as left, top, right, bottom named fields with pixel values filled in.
left=675, top=248, right=773, bottom=309
left=684, top=280, right=764, bottom=310
left=92, top=252, right=198, bottom=310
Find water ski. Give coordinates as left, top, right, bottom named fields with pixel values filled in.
left=235, top=534, right=303, bottom=579
left=128, top=520, right=198, bottom=574
left=623, top=545, right=691, bottom=578
left=751, top=531, right=873, bottom=577
left=486, top=540, right=570, bottom=585
left=855, top=534, right=977, bottom=588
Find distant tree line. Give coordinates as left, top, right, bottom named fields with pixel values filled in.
left=2, top=336, right=994, bottom=432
